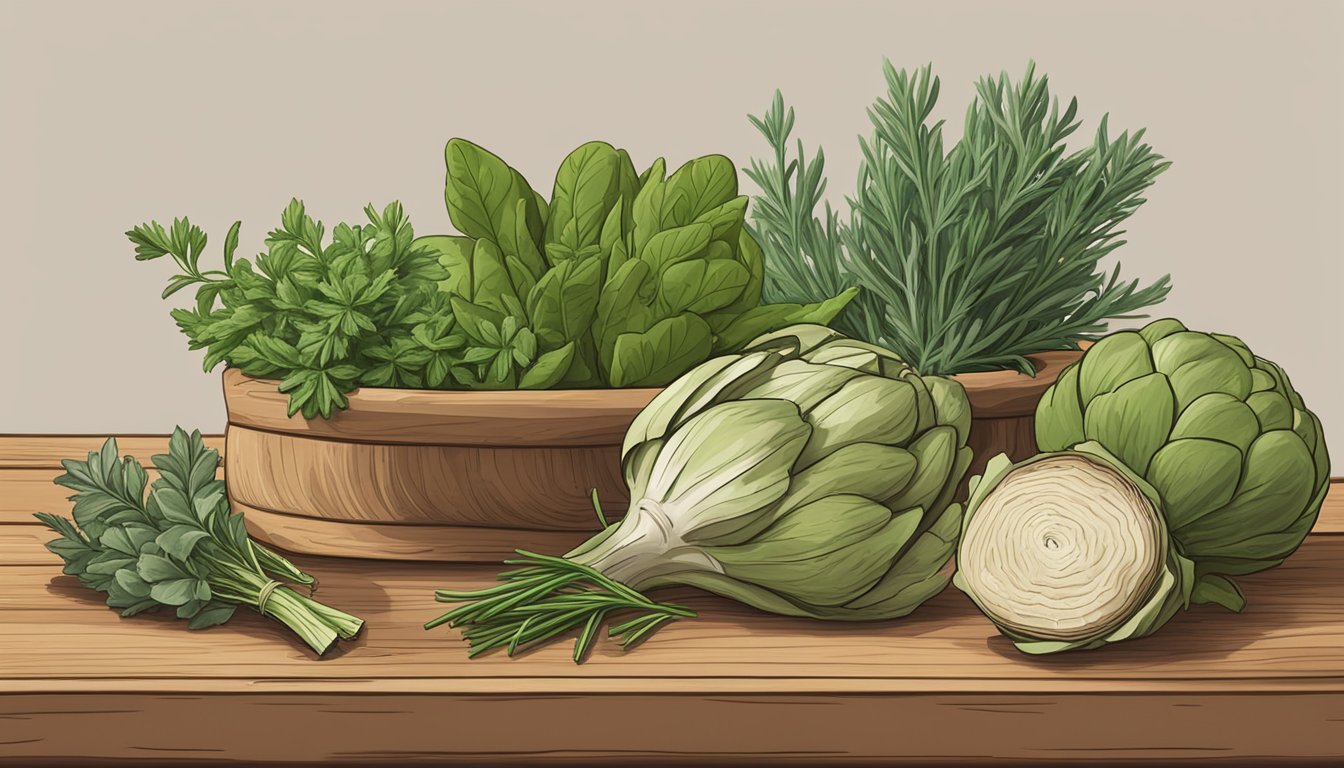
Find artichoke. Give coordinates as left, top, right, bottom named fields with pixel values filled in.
left=428, top=324, right=973, bottom=660
left=954, top=318, right=1330, bottom=653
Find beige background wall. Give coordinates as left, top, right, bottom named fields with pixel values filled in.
left=1, top=0, right=1340, bottom=471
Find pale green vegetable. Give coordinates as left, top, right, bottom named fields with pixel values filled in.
left=955, top=319, right=1330, bottom=653
left=427, top=324, right=973, bottom=661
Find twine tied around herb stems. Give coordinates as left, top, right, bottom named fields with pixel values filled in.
left=257, top=580, right=282, bottom=615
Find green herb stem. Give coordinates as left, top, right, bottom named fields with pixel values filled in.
left=298, top=595, right=366, bottom=640
left=426, top=551, right=695, bottom=662
left=212, top=567, right=363, bottom=653
left=261, top=586, right=342, bottom=656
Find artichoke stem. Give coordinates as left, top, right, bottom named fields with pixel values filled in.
left=572, top=498, right=719, bottom=588
left=958, top=454, right=1166, bottom=642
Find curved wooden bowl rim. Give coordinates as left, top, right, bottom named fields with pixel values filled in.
left=222, top=368, right=660, bottom=447
left=952, top=347, right=1086, bottom=418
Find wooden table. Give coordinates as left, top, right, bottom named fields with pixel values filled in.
left=2, top=436, right=1342, bottom=766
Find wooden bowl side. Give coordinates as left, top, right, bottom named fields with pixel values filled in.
left=222, top=371, right=655, bottom=559
left=952, top=348, right=1084, bottom=489
left=224, top=426, right=629, bottom=529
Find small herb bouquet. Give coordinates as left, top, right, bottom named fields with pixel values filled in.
left=131, top=141, right=854, bottom=418
left=745, top=62, right=1172, bottom=375
left=36, top=430, right=363, bottom=655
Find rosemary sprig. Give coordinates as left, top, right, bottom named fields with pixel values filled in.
left=747, top=61, right=1172, bottom=376
left=426, top=550, right=696, bottom=663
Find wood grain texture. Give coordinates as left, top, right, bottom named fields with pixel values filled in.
left=225, top=425, right=627, bottom=528
left=1, top=527, right=53, bottom=564
left=0, top=469, right=220, bottom=525
left=0, top=434, right=224, bottom=468
left=962, top=414, right=1040, bottom=498
left=3, top=541, right=1344, bottom=764
left=223, top=368, right=660, bottom=447
left=3, top=436, right=1344, bottom=765
left=2, top=692, right=1341, bottom=766
left=4, top=536, right=1344, bottom=688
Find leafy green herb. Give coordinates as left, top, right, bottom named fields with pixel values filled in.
left=36, top=429, right=364, bottom=656
left=746, top=61, right=1172, bottom=376
left=134, top=142, right=854, bottom=418
left=130, top=201, right=454, bottom=418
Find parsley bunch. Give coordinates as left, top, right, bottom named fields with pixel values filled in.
left=37, top=429, right=363, bottom=655
left=130, top=201, right=457, bottom=418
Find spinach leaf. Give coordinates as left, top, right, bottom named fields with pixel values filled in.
left=609, top=314, right=714, bottom=387
left=544, top=141, right=636, bottom=260
left=527, top=255, right=603, bottom=349
left=444, top=139, right=543, bottom=258
left=520, top=342, right=577, bottom=389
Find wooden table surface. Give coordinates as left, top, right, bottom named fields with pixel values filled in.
left=2, top=436, right=1342, bottom=766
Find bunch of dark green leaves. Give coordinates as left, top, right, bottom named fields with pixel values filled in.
left=746, top=61, right=1172, bottom=376
left=36, top=429, right=363, bottom=656
left=130, top=201, right=461, bottom=419
left=417, top=139, right=856, bottom=389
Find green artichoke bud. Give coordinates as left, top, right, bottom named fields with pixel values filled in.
left=956, top=318, right=1330, bottom=653
left=429, top=324, right=973, bottom=660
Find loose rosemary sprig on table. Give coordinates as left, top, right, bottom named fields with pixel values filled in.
left=426, top=551, right=696, bottom=663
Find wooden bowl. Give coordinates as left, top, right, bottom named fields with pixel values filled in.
left=226, top=347, right=1084, bottom=562
left=952, top=348, right=1085, bottom=495
left=222, top=369, right=659, bottom=562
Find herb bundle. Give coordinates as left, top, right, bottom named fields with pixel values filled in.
left=133, top=140, right=854, bottom=419
left=746, top=62, right=1172, bottom=376
left=36, top=429, right=363, bottom=655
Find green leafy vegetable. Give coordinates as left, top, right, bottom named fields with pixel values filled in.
left=36, top=429, right=364, bottom=655
left=427, top=138, right=857, bottom=389
left=427, top=324, right=971, bottom=661
left=954, top=319, right=1330, bottom=653
left=133, top=142, right=854, bottom=418
left=746, top=61, right=1172, bottom=375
